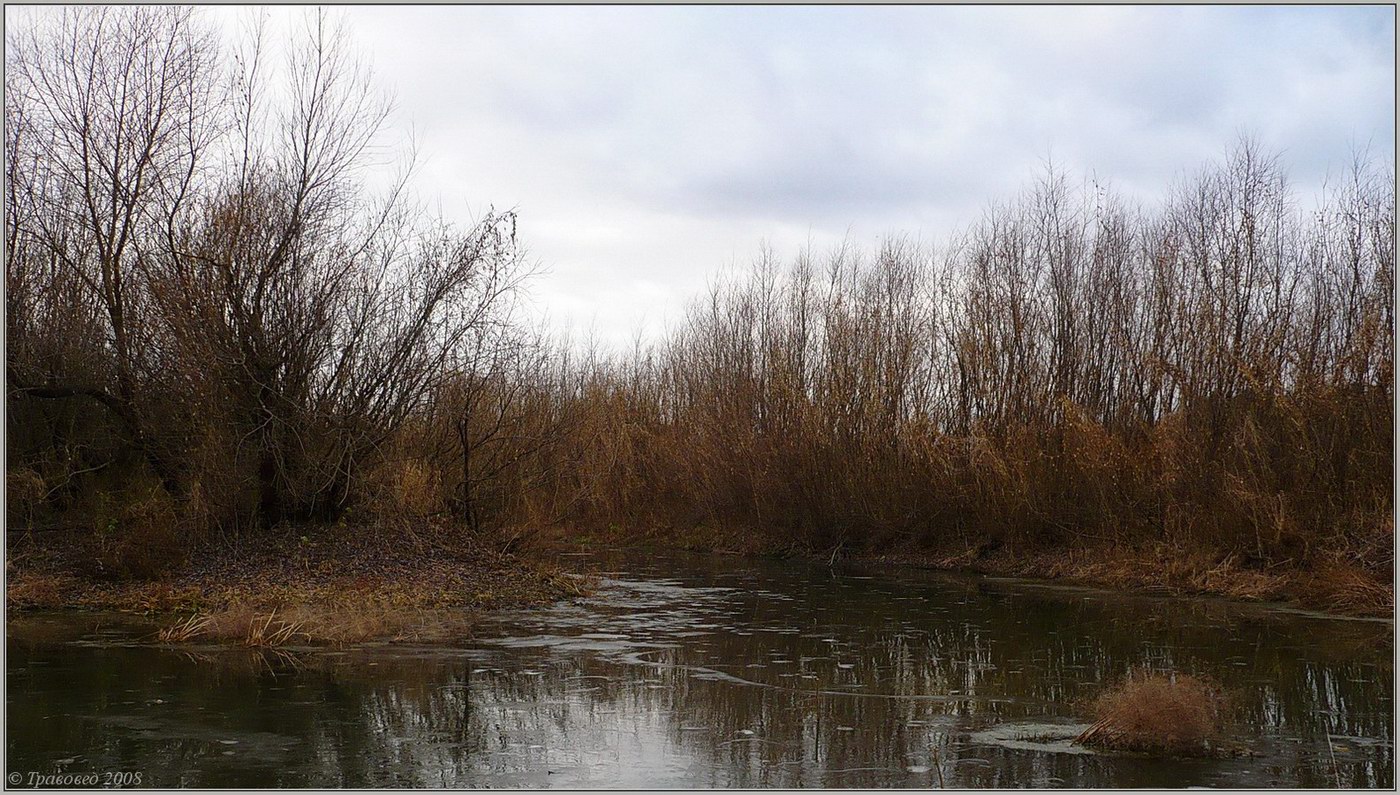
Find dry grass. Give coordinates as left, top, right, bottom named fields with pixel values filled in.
left=1294, top=562, right=1394, bottom=617
left=70, top=485, right=191, bottom=581
left=5, top=572, right=82, bottom=610
left=363, top=457, right=444, bottom=520
left=241, top=610, right=308, bottom=647
left=156, top=603, right=475, bottom=647
left=157, top=612, right=213, bottom=643
left=8, top=522, right=589, bottom=649
left=1075, top=670, right=1222, bottom=755
left=847, top=539, right=1394, bottom=617
left=1035, top=546, right=1293, bottom=603
left=7, top=467, right=45, bottom=523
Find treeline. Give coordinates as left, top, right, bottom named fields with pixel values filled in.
left=6, top=8, right=1394, bottom=585
left=540, top=144, right=1393, bottom=577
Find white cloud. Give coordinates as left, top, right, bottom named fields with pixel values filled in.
left=37, top=4, right=1393, bottom=351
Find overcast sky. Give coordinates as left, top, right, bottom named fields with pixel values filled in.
left=204, top=6, right=1397, bottom=348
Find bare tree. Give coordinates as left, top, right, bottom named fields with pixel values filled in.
left=7, top=7, right=220, bottom=493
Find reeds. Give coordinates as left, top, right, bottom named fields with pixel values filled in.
left=153, top=604, right=476, bottom=647
left=243, top=610, right=307, bottom=648
left=157, top=613, right=212, bottom=643
left=158, top=609, right=307, bottom=647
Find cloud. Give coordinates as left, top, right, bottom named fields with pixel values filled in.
left=83, top=5, right=1400, bottom=350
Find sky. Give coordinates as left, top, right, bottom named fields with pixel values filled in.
left=57, top=6, right=1400, bottom=350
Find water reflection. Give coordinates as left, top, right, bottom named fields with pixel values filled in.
left=7, top=549, right=1393, bottom=788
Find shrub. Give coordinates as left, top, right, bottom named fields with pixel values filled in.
left=6, top=467, right=46, bottom=526
left=362, top=457, right=446, bottom=522
left=95, top=487, right=186, bottom=581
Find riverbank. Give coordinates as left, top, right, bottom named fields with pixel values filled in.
left=873, top=545, right=1392, bottom=619
left=10, top=543, right=1391, bottom=788
left=8, top=515, right=1388, bottom=645
left=528, top=523, right=1393, bottom=619
left=6, top=521, right=589, bottom=644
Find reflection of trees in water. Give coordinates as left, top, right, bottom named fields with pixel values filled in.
left=625, top=576, right=1393, bottom=787
left=7, top=571, right=1392, bottom=787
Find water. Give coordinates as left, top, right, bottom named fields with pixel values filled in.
left=7, top=548, right=1393, bottom=788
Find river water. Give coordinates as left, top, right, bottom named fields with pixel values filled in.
left=7, top=548, right=1393, bottom=788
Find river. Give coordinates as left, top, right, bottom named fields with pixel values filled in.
left=7, top=548, right=1393, bottom=788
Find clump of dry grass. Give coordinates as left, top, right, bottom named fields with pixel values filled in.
left=158, top=608, right=306, bottom=647
left=87, top=486, right=188, bottom=581
left=363, top=457, right=445, bottom=521
left=1075, top=669, right=1222, bottom=755
left=157, top=613, right=212, bottom=643
left=242, top=610, right=308, bottom=647
left=156, top=602, right=476, bottom=647
left=5, top=572, right=81, bottom=610
left=540, top=568, right=595, bottom=597
left=1294, top=562, right=1394, bottom=617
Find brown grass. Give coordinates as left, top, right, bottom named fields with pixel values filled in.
left=8, top=522, right=588, bottom=648
left=157, top=612, right=213, bottom=643
left=241, top=610, right=308, bottom=647
left=363, top=457, right=444, bottom=521
left=5, top=572, right=83, bottom=610
left=157, top=603, right=474, bottom=647
left=1075, top=670, right=1223, bottom=755
left=7, top=467, right=45, bottom=524
left=854, top=541, right=1392, bottom=618
left=1293, top=562, right=1394, bottom=617
left=91, top=486, right=188, bottom=581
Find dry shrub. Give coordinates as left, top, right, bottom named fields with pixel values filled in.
left=181, top=421, right=258, bottom=533
left=364, top=458, right=444, bottom=520
left=6, top=467, right=46, bottom=525
left=96, top=487, right=186, bottom=580
left=1076, top=670, right=1222, bottom=755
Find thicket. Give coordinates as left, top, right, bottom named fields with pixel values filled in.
left=5, top=8, right=541, bottom=575
left=540, top=146, right=1393, bottom=578
left=6, top=7, right=1393, bottom=587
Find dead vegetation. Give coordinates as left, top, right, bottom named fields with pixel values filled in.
left=1075, top=670, right=1224, bottom=755
left=7, top=523, right=589, bottom=646
left=3, top=5, right=1391, bottom=620
left=511, top=140, right=1392, bottom=617
left=153, top=604, right=481, bottom=647
left=157, top=613, right=213, bottom=643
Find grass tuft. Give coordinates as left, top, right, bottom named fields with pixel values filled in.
left=1075, top=669, right=1222, bottom=756
left=157, top=613, right=212, bottom=643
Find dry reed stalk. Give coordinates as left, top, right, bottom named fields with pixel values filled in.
left=244, top=610, right=308, bottom=648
